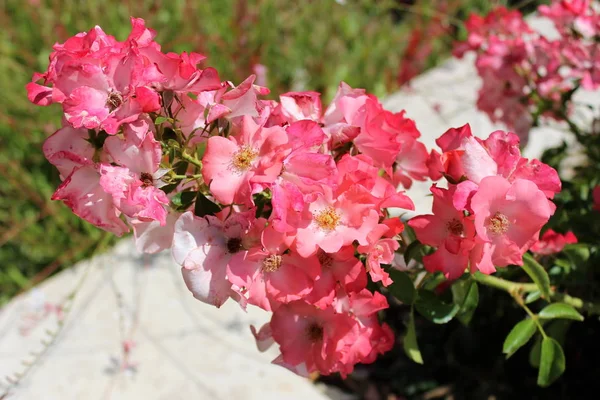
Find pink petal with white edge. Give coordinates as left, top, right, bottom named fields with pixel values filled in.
left=460, top=136, right=498, bottom=184
left=43, top=126, right=95, bottom=178
left=130, top=211, right=179, bottom=254
left=52, top=165, right=129, bottom=236
left=63, top=86, right=109, bottom=129
left=104, top=125, right=161, bottom=175
left=171, top=211, right=225, bottom=266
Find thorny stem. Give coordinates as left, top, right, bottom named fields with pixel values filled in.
left=472, top=272, right=600, bottom=315
left=180, top=151, right=203, bottom=169
left=169, top=173, right=203, bottom=180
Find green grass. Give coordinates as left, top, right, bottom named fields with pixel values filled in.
left=0, top=0, right=538, bottom=304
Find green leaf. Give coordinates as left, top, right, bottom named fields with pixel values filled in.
left=537, top=337, right=566, bottom=387
left=420, top=273, right=449, bottom=292
left=171, top=191, right=197, bottom=209
left=529, top=319, right=571, bottom=368
left=154, top=116, right=169, bottom=125
left=522, top=253, right=552, bottom=299
left=539, top=303, right=584, bottom=321
left=415, top=289, right=460, bottom=324
left=173, top=161, right=189, bottom=175
left=194, top=193, right=221, bottom=217
left=563, top=243, right=590, bottom=266
left=403, top=239, right=423, bottom=264
left=503, top=318, right=537, bottom=359
left=529, top=334, right=542, bottom=368
left=161, top=183, right=179, bottom=194
left=403, top=309, right=423, bottom=364
left=525, top=291, right=542, bottom=304
left=387, top=269, right=416, bottom=304
left=452, top=279, right=479, bottom=325
left=403, top=223, right=417, bottom=242
left=155, top=116, right=175, bottom=125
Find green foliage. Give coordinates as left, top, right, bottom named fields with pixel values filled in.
left=451, top=279, right=479, bottom=325
left=538, top=337, right=566, bottom=387
left=415, top=289, right=460, bottom=324
left=503, top=318, right=537, bottom=359
left=194, top=192, right=222, bottom=217
left=538, top=303, right=584, bottom=322
left=521, top=253, right=552, bottom=299
left=171, top=191, right=198, bottom=210
left=403, top=308, right=423, bottom=364
left=387, top=268, right=416, bottom=304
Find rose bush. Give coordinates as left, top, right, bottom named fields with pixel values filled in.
left=27, top=0, right=600, bottom=388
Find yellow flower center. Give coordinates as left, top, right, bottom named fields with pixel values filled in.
left=261, top=254, right=282, bottom=273
left=487, top=212, right=510, bottom=235
left=315, top=207, right=340, bottom=231
left=232, top=146, right=258, bottom=172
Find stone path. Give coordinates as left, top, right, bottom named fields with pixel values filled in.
left=0, top=240, right=334, bottom=400
left=1, top=16, right=598, bottom=400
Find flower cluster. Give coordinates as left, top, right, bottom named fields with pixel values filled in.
left=409, top=124, right=561, bottom=279
left=27, top=17, right=565, bottom=378
left=27, top=18, right=430, bottom=377
left=454, top=0, right=600, bottom=141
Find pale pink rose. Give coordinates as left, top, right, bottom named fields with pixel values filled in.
left=227, top=249, right=320, bottom=311
left=294, top=185, right=380, bottom=257
left=202, top=116, right=289, bottom=206
left=471, top=176, right=554, bottom=267
left=270, top=300, right=356, bottom=376
left=171, top=211, right=253, bottom=308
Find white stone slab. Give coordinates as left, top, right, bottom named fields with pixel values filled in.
left=0, top=240, right=330, bottom=400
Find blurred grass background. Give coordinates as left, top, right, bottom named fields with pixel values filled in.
left=0, top=0, right=542, bottom=304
